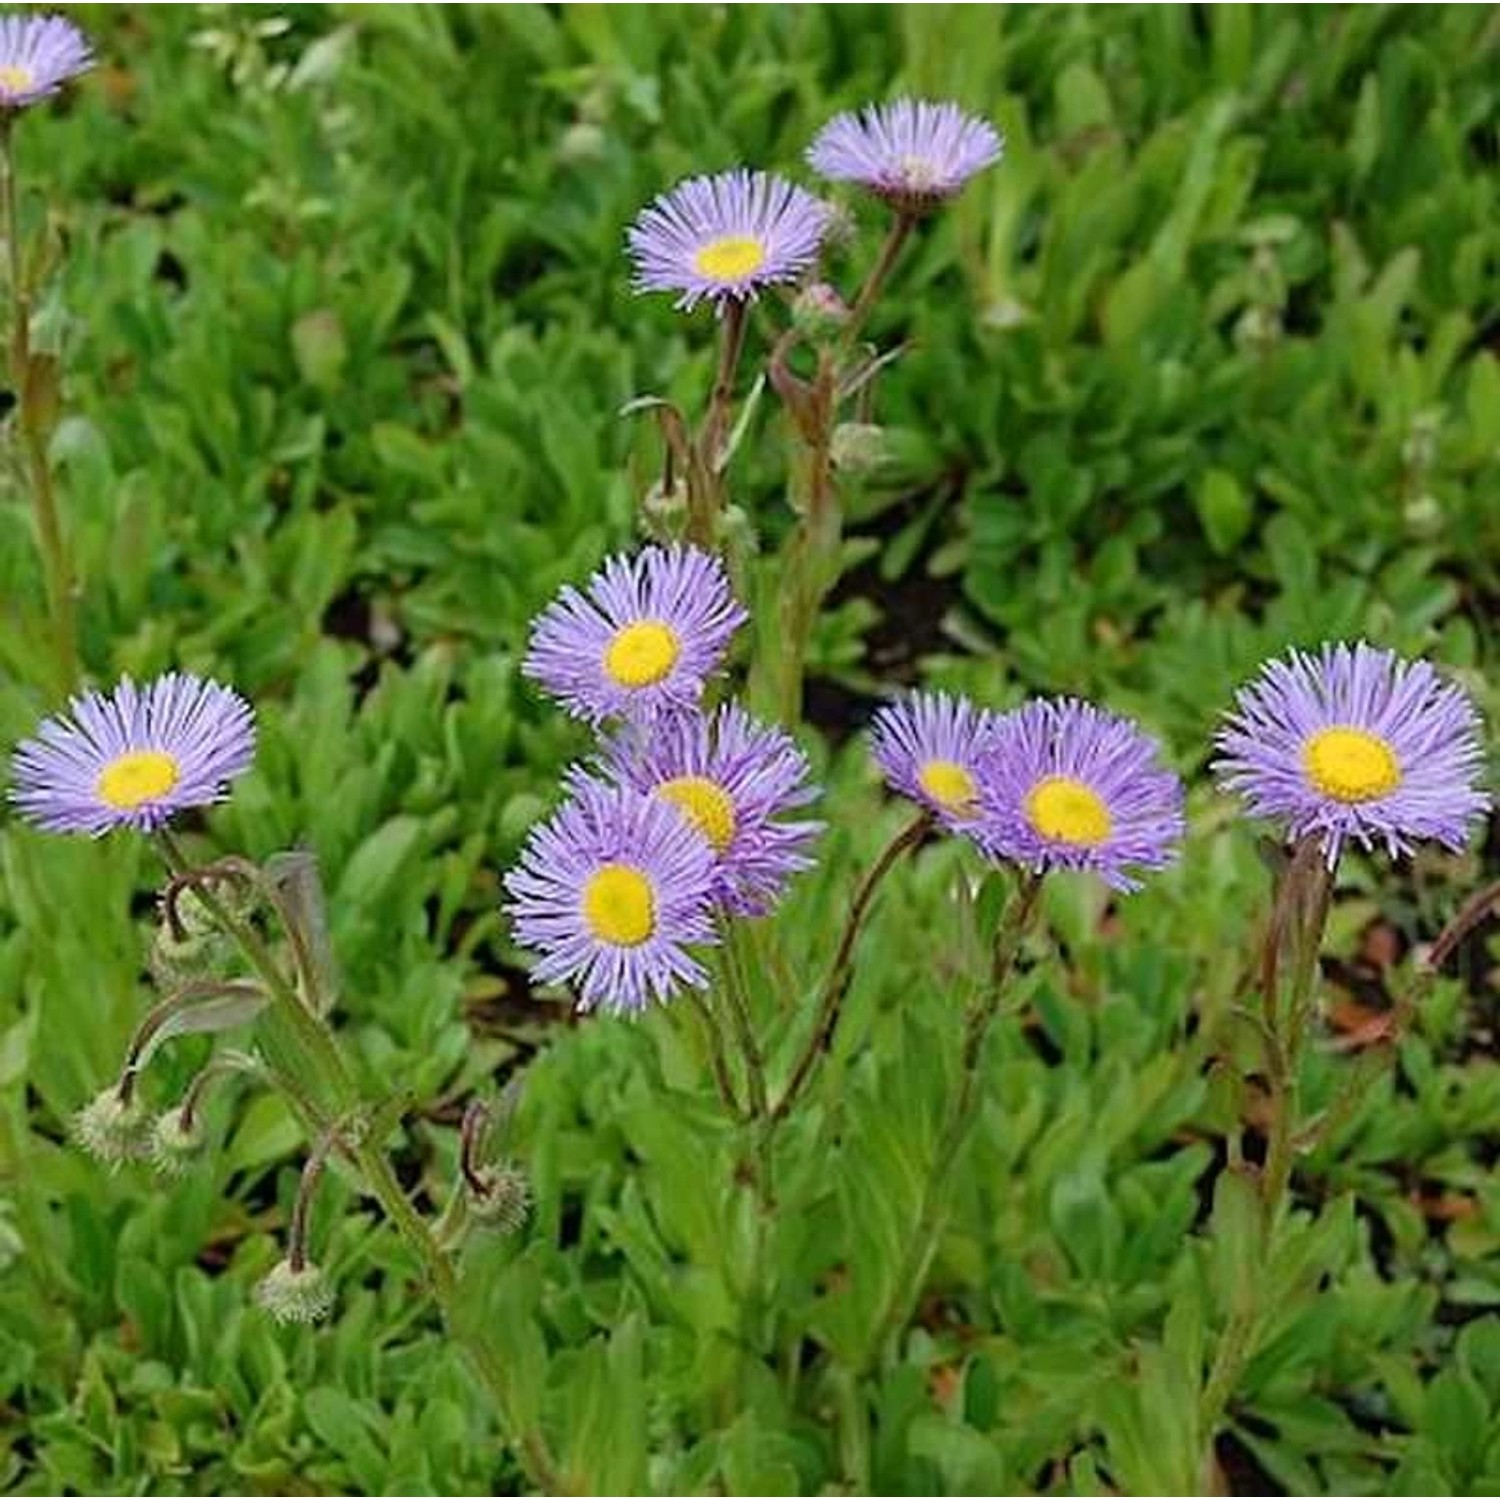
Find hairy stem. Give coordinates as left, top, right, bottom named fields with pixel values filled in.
left=0, top=119, right=77, bottom=696
left=769, top=812, right=931, bottom=1126
left=865, top=873, right=1043, bottom=1368
left=153, top=832, right=562, bottom=1492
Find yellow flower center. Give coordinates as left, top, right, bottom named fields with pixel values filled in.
left=1025, top=775, right=1112, bottom=846
left=581, top=863, right=655, bottom=947
left=1302, top=726, right=1401, bottom=803
left=918, top=758, right=977, bottom=812
left=603, top=619, right=680, bottom=688
left=693, top=234, right=768, bottom=283
left=0, top=64, right=34, bottom=95
left=95, top=750, right=181, bottom=810
left=657, top=775, right=737, bottom=852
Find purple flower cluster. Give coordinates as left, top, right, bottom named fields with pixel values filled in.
left=626, top=97, right=1001, bottom=312
left=871, top=692, right=1186, bottom=892
left=869, top=641, right=1489, bottom=889
left=510, top=546, right=822, bottom=1012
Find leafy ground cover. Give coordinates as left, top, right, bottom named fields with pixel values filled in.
left=1, top=5, right=1499, bottom=1494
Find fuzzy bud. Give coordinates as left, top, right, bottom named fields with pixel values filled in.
left=792, top=281, right=850, bottom=341
left=641, top=476, right=689, bottom=536
left=466, top=1160, right=531, bottom=1236
left=151, top=888, right=231, bottom=985
left=149, top=1109, right=206, bottom=1178
left=74, top=1088, right=151, bottom=1168
left=255, top=1258, right=335, bottom=1325
left=830, top=422, right=889, bottom=475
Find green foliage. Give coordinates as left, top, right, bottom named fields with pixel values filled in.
left=1, top=5, right=1498, bottom=1495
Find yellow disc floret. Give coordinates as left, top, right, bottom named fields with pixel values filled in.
left=96, top=750, right=181, bottom=810
left=918, top=758, right=977, bottom=812
left=693, top=235, right=768, bottom=283
left=658, top=775, right=737, bottom=852
left=0, top=64, right=35, bottom=95
left=1302, top=726, right=1401, bottom=804
left=1025, top=775, right=1112, bottom=846
left=582, top=863, right=655, bottom=946
left=603, top=620, right=680, bottom=688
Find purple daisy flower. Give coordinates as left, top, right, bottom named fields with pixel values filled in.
left=594, top=702, right=823, bottom=917
left=627, top=168, right=830, bottom=311
left=807, top=98, right=1002, bottom=213
left=0, top=14, right=92, bottom=111
left=10, top=673, right=256, bottom=836
left=504, top=780, right=718, bottom=1014
left=869, top=690, right=1002, bottom=833
left=523, top=545, right=748, bottom=727
left=1214, top=641, right=1489, bottom=866
left=972, top=699, right=1184, bottom=891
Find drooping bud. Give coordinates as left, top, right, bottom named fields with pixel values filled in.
left=255, top=1258, right=335, bottom=1325
left=74, top=1087, right=151, bottom=1167
left=150, top=887, right=230, bottom=986
left=466, top=1159, right=532, bottom=1236
left=149, top=1108, right=206, bottom=1178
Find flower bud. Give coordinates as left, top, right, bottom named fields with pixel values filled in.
left=151, top=888, right=231, bottom=985
left=466, top=1160, right=531, bottom=1236
left=255, top=1258, right=335, bottom=1325
left=830, top=421, right=889, bottom=475
left=791, top=281, right=850, bottom=341
left=74, top=1088, right=150, bottom=1167
left=149, top=1109, right=205, bottom=1178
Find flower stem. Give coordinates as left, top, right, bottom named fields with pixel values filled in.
left=841, top=212, right=916, bottom=350
left=1199, top=839, right=1332, bottom=1455
left=153, top=832, right=562, bottom=1493
left=768, top=811, right=931, bottom=1127
left=863, top=872, right=1042, bottom=1369
left=0, top=118, right=77, bottom=698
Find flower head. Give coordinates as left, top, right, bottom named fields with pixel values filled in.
left=1214, top=641, right=1489, bottom=866
left=869, top=691, right=1002, bottom=833
left=523, top=545, right=747, bottom=728
left=628, top=168, right=830, bottom=311
left=10, top=673, right=256, bottom=836
left=74, top=1087, right=149, bottom=1168
left=256, top=1258, right=335, bottom=1325
left=973, top=699, right=1184, bottom=890
left=596, top=703, right=822, bottom=917
left=808, top=98, right=1002, bottom=213
left=0, top=13, right=91, bottom=111
left=504, top=780, right=718, bottom=1014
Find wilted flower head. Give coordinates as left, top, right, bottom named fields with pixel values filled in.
left=10, top=673, right=256, bottom=836
left=467, top=1160, right=532, bottom=1236
left=628, top=168, right=830, bottom=311
left=0, top=13, right=91, bottom=111
left=595, top=702, right=822, bottom=917
left=504, top=780, right=718, bottom=1014
left=869, top=691, right=1002, bottom=834
left=974, top=698, right=1185, bottom=891
left=256, top=1258, right=335, bottom=1325
left=523, top=545, right=746, bottom=728
left=1214, top=641, right=1489, bottom=866
left=808, top=98, right=1002, bottom=213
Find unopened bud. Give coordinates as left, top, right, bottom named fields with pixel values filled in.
left=151, top=888, right=231, bottom=984
left=830, top=422, right=889, bottom=475
left=792, top=281, right=849, bottom=340
left=149, top=1109, right=206, bottom=1178
left=466, top=1160, right=531, bottom=1236
left=558, top=120, right=607, bottom=166
left=641, top=477, right=689, bottom=534
left=255, top=1258, right=334, bottom=1325
left=74, top=1088, right=150, bottom=1167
